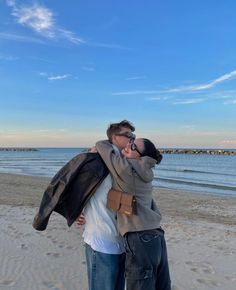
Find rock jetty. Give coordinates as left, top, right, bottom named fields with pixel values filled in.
left=0, top=148, right=38, bottom=152
left=159, top=149, right=236, bottom=155
left=0, top=148, right=235, bottom=155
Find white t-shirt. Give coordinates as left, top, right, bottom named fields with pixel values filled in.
left=82, top=174, right=125, bottom=254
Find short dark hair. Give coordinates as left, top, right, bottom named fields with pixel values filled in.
left=142, top=138, right=162, bottom=164
left=106, top=120, right=135, bottom=141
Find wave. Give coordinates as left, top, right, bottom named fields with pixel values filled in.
left=155, top=177, right=236, bottom=192
left=157, top=168, right=236, bottom=177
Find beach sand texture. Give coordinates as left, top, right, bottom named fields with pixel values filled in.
left=0, top=173, right=236, bottom=290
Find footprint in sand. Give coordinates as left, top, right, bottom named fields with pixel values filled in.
left=8, top=225, right=18, bottom=234
left=196, top=278, right=220, bottom=287
left=171, top=285, right=184, bottom=290
left=185, top=261, right=215, bottom=274
left=216, top=245, right=226, bottom=251
left=0, top=279, right=16, bottom=286
left=20, top=243, right=28, bottom=250
left=42, top=280, right=61, bottom=289
left=45, top=252, right=61, bottom=258
left=51, top=239, right=59, bottom=245
left=224, top=275, right=236, bottom=282
left=23, top=233, right=31, bottom=237
left=65, top=245, right=75, bottom=250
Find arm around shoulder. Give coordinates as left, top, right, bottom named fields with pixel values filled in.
left=96, top=140, right=133, bottom=179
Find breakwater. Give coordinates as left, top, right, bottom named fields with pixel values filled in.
left=0, top=148, right=38, bottom=152
left=0, top=148, right=235, bottom=155
left=159, top=149, right=236, bottom=155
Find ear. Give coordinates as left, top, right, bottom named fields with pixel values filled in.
left=111, top=135, right=116, bottom=144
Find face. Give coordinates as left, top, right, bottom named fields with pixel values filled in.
left=111, top=126, right=133, bottom=150
left=121, top=138, right=144, bottom=159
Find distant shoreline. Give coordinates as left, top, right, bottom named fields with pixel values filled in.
left=0, top=148, right=38, bottom=151
left=1, top=147, right=236, bottom=155
left=159, top=149, right=236, bottom=155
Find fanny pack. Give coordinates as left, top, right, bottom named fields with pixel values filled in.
left=107, top=189, right=137, bottom=215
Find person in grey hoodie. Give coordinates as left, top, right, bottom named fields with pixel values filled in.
left=96, top=138, right=171, bottom=290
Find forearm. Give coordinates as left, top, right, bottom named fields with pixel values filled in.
left=96, top=140, right=132, bottom=179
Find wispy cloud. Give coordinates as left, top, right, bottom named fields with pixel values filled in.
left=48, top=74, right=71, bottom=81
left=0, top=32, right=46, bottom=44
left=148, top=96, right=170, bottom=101
left=147, top=97, right=162, bottom=101
left=126, top=76, right=146, bottom=81
left=39, top=72, right=71, bottom=81
left=87, top=41, right=130, bottom=50
left=174, top=70, right=236, bottom=92
left=173, top=98, right=205, bottom=105
left=113, top=90, right=160, bottom=96
left=81, top=66, right=95, bottom=72
left=57, top=28, right=85, bottom=45
left=12, top=4, right=55, bottom=38
left=113, top=70, right=236, bottom=96
left=6, top=0, right=85, bottom=44
left=223, top=99, right=236, bottom=105
left=5, top=1, right=127, bottom=49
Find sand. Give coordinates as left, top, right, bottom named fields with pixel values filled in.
left=0, top=172, right=236, bottom=290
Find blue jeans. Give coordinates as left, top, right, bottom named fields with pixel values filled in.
left=85, top=243, right=125, bottom=290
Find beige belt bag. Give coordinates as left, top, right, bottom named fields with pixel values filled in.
left=107, top=189, right=137, bottom=215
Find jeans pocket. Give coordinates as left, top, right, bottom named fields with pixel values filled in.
left=138, top=231, right=159, bottom=243
left=126, top=266, right=153, bottom=280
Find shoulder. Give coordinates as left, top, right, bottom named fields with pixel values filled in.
left=96, top=140, right=113, bottom=149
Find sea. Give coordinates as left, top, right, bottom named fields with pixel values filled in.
left=0, top=148, right=236, bottom=197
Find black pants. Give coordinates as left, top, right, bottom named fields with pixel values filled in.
left=124, top=229, right=171, bottom=290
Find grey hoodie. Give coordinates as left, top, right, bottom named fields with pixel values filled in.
left=96, top=140, right=162, bottom=236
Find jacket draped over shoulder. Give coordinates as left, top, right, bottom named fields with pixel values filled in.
left=32, top=152, right=109, bottom=231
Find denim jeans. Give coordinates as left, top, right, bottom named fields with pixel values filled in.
left=124, top=229, right=171, bottom=290
left=85, top=243, right=125, bottom=290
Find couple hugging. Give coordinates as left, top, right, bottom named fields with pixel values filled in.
left=33, top=120, right=171, bottom=290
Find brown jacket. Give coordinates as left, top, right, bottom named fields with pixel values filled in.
left=33, top=152, right=108, bottom=231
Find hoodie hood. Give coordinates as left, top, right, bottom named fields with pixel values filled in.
left=129, top=156, right=156, bottom=182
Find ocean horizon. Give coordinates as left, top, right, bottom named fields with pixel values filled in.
left=1, top=147, right=236, bottom=150
left=0, top=147, right=236, bottom=197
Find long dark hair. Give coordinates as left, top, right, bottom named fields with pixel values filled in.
left=142, top=138, right=162, bottom=164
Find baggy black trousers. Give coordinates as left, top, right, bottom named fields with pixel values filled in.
left=124, top=228, right=171, bottom=290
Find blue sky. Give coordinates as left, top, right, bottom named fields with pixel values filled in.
left=0, top=0, right=236, bottom=148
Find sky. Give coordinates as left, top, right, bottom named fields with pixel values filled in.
left=0, top=0, right=236, bottom=148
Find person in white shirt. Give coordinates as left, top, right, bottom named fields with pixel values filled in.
left=77, top=120, right=135, bottom=290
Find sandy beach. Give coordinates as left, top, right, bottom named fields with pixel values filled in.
left=0, top=172, right=236, bottom=290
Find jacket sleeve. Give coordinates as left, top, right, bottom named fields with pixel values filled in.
left=32, top=153, right=88, bottom=231
left=96, top=140, right=133, bottom=182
